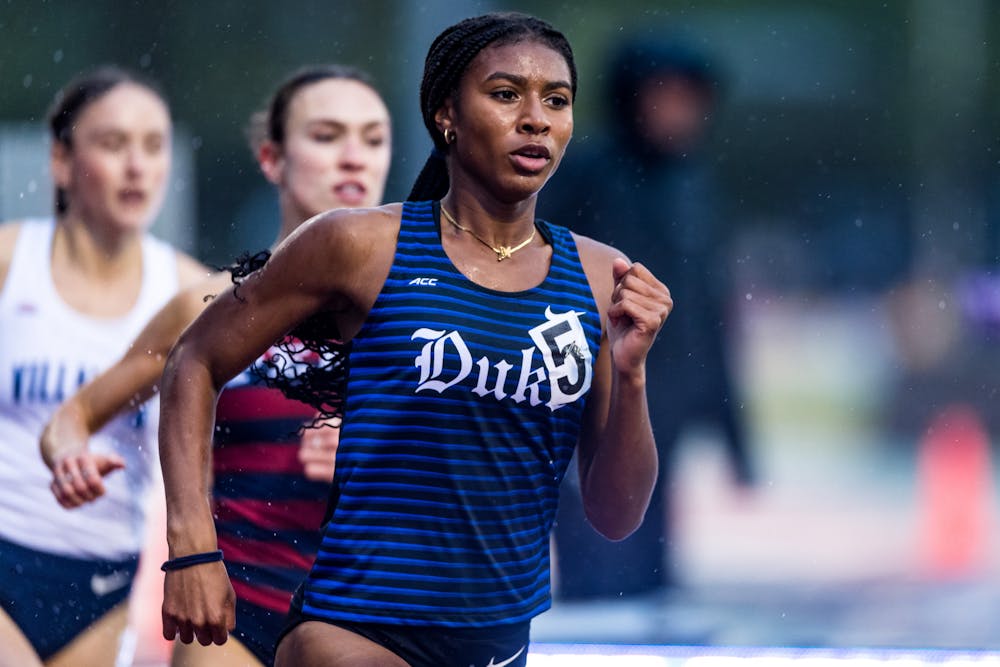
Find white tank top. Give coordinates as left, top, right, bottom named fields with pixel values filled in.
left=0, top=219, right=180, bottom=559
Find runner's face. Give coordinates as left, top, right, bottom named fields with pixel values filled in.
left=442, top=40, right=573, bottom=203
left=54, top=83, right=171, bottom=231
left=276, top=78, right=391, bottom=218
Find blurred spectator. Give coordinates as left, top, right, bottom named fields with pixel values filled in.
left=541, top=35, right=755, bottom=599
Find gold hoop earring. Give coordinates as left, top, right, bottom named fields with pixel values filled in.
left=443, top=128, right=456, bottom=145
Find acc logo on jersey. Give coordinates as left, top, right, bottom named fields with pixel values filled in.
left=410, top=307, right=592, bottom=411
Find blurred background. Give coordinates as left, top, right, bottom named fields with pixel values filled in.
left=4, top=0, right=1000, bottom=660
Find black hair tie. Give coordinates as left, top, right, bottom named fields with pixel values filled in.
left=161, top=549, right=224, bottom=572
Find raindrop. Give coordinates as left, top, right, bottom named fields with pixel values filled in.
left=22, top=74, right=32, bottom=88
left=53, top=50, right=63, bottom=63
left=139, top=53, right=152, bottom=68
left=745, top=293, right=753, bottom=301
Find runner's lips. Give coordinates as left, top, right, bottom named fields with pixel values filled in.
left=512, top=144, right=551, bottom=159
left=510, top=144, right=551, bottom=173
left=118, top=189, right=147, bottom=204
left=333, top=181, right=367, bottom=204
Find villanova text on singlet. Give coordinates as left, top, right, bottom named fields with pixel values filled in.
left=301, top=200, right=603, bottom=628
left=0, top=219, right=179, bottom=559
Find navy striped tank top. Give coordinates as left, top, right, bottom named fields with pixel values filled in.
left=301, top=199, right=602, bottom=627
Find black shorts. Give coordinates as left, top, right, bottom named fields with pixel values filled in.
left=232, top=598, right=287, bottom=667
left=0, top=535, right=138, bottom=660
left=280, top=586, right=530, bottom=667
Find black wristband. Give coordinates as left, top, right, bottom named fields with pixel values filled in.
left=160, top=549, right=224, bottom=572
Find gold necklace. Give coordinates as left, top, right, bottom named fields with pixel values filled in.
left=440, top=204, right=536, bottom=261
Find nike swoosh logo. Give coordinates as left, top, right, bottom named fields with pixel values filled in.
left=486, top=645, right=525, bottom=667
left=90, top=570, right=131, bottom=596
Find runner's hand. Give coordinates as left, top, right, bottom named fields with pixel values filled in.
left=162, top=562, right=236, bottom=646
left=606, top=258, right=672, bottom=375
left=49, top=451, right=125, bottom=508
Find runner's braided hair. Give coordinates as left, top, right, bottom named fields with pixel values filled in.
left=407, top=12, right=577, bottom=202
left=216, top=250, right=347, bottom=425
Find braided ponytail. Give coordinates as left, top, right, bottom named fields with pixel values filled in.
left=406, top=149, right=450, bottom=201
